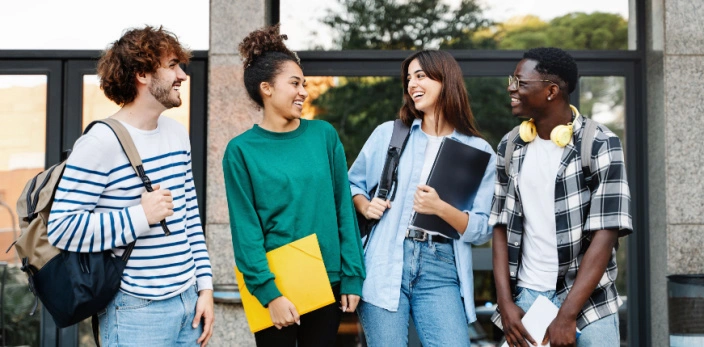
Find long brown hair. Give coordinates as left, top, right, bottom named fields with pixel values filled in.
left=399, top=50, right=482, bottom=138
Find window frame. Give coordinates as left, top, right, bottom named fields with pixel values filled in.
left=0, top=50, right=208, bottom=347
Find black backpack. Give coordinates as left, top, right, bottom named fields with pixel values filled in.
left=356, top=119, right=411, bottom=247
left=12, top=118, right=169, bottom=346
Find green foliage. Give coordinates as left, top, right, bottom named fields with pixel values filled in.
left=3, top=265, right=40, bottom=347
left=495, top=12, right=629, bottom=50
left=324, top=0, right=490, bottom=50
left=316, top=1, right=629, bottom=164
left=313, top=77, right=402, bottom=166
left=465, top=77, right=521, bottom=150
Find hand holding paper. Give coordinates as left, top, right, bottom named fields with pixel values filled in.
left=501, top=295, right=559, bottom=347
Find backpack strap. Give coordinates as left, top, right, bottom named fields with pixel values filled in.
left=580, top=118, right=598, bottom=174
left=504, top=125, right=521, bottom=178
left=83, top=119, right=161, bottom=347
left=580, top=117, right=599, bottom=187
left=362, top=119, right=411, bottom=249
left=84, top=118, right=172, bottom=240
left=376, top=119, right=411, bottom=200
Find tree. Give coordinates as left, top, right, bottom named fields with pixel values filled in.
left=324, top=0, right=490, bottom=50
left=315, top=0, right=511, bottom=162
left=486, top=12, right=628, bottom=50
left=314, top=3, right=630, bottom=165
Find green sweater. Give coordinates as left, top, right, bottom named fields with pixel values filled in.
left=222, top=119, right=365, bottom=306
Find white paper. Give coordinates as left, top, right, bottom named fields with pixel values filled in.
left=501, top=295, right=559, bottom=347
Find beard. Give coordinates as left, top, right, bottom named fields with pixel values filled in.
left=149, top=74, right=181, bottom=109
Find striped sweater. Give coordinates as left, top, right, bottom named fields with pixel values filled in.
left=48, top=117, right=213, bottom=299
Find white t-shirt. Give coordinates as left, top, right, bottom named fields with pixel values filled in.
left=411, top=131, right=451, bottom=238
left=517, top=136, right=563, bottom=291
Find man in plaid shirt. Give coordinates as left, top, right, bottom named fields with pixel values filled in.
left=490, top=47, right=632, bottom=347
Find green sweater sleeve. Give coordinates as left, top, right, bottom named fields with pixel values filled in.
left=222, top=145, right=282, bottom=306
left=331, top=133, right=366, bottom=296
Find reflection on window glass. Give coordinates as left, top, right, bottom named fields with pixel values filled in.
left=281, top=0, right=633, bottom=51
left=305, top=76, right=402, bottom=166
left=0, top=74, right=44, bottom=346
left=306, top=76, right=517, bottom=167
left=580, top=76, right=626, bottom=147
left=465, top=77, right=518, bottom=150
left=580, top=75, right=628, bottom=344
left=82, top=75, right=191, bottom=132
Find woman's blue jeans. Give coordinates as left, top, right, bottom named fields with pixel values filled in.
left=358, top=238, right=470, bottom=347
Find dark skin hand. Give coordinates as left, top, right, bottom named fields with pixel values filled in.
left=493, top=225, right=537, bottom=347
left=494, top=226, right=619, bottom=347
left=542, top=228, right=618, bottom=347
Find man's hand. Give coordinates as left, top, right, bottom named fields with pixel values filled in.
left=141, top=184, right=174, bottom=224
left=542, top=313, right=577, bottom=347
left=364, top=197, right=391, bottom=220
left=340, top=294, right=360, bottom=313
left=193, top=289, right=214, bottom=346
left=268, top=296, right=300, bottom=329
left=501, top=301, right=536, bottom=347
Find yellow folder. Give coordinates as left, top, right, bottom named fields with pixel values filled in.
left=234, top=233, right=335, bottom=333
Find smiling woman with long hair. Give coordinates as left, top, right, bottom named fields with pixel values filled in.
left=222, top=24, right=365, bottom=347
left=348, top=50, right=496, bottom=346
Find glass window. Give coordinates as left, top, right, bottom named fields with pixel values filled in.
left=82, top=75, right=191, bottom=132
left=305, top=76, right=516, bottom=166
left=304, top=76, right=402, bottom=166
left=579, top=75, right=628, bottom=345
left=281, top=0, right=634, bottom=51
left=0, top=74, right=45, bottom=346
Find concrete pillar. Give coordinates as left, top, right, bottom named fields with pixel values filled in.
left=207, top=0, right=272, bottom=345
left=648, top=0, right=704, bottom=345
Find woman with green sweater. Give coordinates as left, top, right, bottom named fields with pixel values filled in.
left=222, top=25, right=365, bottom=347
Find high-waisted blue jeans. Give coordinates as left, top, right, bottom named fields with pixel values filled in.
left=358, top=238, right=470, bottom=347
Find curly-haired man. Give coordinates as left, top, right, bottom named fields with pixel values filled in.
left=48, top=26, right=214, bottom=346
left=490, top=47, right=632, bottom=347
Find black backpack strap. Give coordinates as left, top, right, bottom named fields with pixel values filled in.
left=85, top=119, right=171, bottom=238
left=377, top=119, right=411, bottom=200
left=92, top=314, right=101, bottom=347
left=362, top=120, right=411, bottom=249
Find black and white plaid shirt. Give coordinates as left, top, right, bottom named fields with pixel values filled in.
left=489, top=115, right=633, bottom=329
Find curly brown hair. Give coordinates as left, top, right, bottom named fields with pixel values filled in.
left=239, top=24, right=300, bottom=107
left=97, top=25, right=191, bottom=106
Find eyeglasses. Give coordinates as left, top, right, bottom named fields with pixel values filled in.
left=508, top=75, right=559, bottom=89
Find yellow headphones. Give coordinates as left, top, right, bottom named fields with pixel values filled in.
left=519, top=104, right=581, bottom=147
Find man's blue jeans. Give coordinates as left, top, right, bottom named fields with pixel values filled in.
left=358, top=238, right=470, bottom=347
left=98, top=284, right=203, bottom=346
left=514, top=286, right=620, bottom=346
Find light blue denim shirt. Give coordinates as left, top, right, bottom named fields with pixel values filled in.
left=348, top=118, right=496, bottom=323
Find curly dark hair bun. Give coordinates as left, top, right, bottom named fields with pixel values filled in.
left=239, top=24, right=298, bottom=68
left=239, top=24, right=301, bottom=107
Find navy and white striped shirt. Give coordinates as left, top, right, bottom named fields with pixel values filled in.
left=48, top=117, right=213, bottom=300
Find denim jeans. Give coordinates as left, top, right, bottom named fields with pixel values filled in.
left=514, top=286, right=620, bottom=346
left=98, top=284, right=202, bottom=346
left=358, top=239, right=470, bottom=347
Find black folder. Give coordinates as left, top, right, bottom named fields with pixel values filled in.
left=409, top=137, right=491, bottom=239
